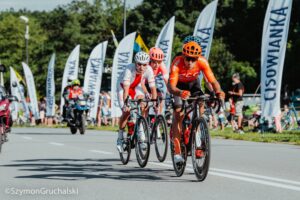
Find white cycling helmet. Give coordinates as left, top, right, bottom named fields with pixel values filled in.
left=134, top=51, right=150, bottom=64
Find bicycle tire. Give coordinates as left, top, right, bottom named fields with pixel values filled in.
left=154, top=115, right=168, bottom=162
left=70, top=126, right=77, bottom=134
left=119, top=137, right=131, bottom=165
left=191, top=117, right=211, bottom=181
left=170, top=139, right=187, bottom=177
left=135, top=117, right=150, bottom=168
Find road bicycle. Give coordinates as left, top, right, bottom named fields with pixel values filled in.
left=119, top=98, right=151, bottom=168
left=170, top=94, right=221, bottom=181
left=147, top=98, right=168, bottom=162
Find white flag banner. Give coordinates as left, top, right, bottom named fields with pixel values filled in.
left=154, top=16, right=175, bottom=106
left=83, top=41, right=108, bottom=120
left=60, top=45, right=80, bottom=114
left=10, top=67, right=21, bottom=103
left=155, top=16, right=175, bottom=71
left=261, top=0, right=293, bottom=118
left=10, top=67, right=21, bottom=120
left=111, top=32, right=136, bottom=118
left=10, top=67, right=30, bottom=119
left=46, top=53, right=56, bottom=117
left=193, top=0, right=218, bottom=60
left=22, top=62, right=39, bottom=119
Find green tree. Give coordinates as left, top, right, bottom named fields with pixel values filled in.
left=127, top=0, right=257, bottom=91
left=0, top=13, right=47, bottom=96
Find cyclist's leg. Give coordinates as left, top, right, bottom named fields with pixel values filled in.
left=117, top=88, right=131, bottom=152
left=119, top=112, right=130, bottom=130
left=134, top=86, right=148, bottom=147
left=172, top=96, right=184, bottom=153
left=171, top=98, right=185, bottom=164
left=190, top=79, right=205, bottom=115
left=157, top=88, right=165, bottom=114
left=172, top=81, right=195, bottom=152
left=135, top=85, right=147, bottom=117
left=118, top=88, right=131, bottom=130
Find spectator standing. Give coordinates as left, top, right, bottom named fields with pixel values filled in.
left=39, top=97, right=46, bottom=125
left=97, top=92, right=103, bottom=127
left=228, top=73, right=245, bottom=134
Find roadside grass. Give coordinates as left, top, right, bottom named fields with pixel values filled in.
left=210, top=128, right=300, bottom=145
left=13, top=124, right=300, bottom=145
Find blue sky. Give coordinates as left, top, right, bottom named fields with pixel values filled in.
left=0, top=0, right=143, bottom=11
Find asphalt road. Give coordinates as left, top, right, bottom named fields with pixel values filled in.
left=0, top=127, right=299, bottom=200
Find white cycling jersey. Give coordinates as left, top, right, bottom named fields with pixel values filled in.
left=121, top=63, right=155, bottom=88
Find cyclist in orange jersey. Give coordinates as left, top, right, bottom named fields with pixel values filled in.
left=168, top=41, right=225, bottom=164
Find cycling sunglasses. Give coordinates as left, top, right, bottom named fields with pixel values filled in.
left=150, top=60, right=162, bottom=65
left=136, top=63, right=148, bottom=67
left=184, top=56, right=198, bottom=62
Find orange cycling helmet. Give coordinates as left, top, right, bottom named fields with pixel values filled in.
left=149, top=47, right=164, bottom=61
left=182, top=41, right=202, bottom=58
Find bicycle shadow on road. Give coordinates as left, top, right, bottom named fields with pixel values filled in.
left=1, top=158, right=191, bottom=182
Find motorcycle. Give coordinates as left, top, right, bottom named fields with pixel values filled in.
left=0, top=95, right=18, bottom=153
left=67, top=95, right=90, bottom=135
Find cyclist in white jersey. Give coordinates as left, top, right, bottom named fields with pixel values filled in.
left=117, top=51, right=157, bottom=152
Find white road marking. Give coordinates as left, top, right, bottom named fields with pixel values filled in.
left=49, top=142, right=64, bottom=146
left=89, top=150, right=113, bottom=155
left=149, top=161, right=300, bottom=192
left=22, top=136, right=32, bottom=140
left=210, top=168, right=300, bottom=186
left=172, top=162, right=300, bottom=186
left=209, top=171, right=300, bottom=192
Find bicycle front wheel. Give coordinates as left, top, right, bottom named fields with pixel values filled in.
left=119, top=137, right=131, bottom=165
left=154, top=115, right=168, bottom=162
left=191, top=117, right=210, bottom=181
left=135, top=117, right=150, bottom=168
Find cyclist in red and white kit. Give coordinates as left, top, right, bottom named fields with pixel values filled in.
left=117, top=51, right=157, bottom=153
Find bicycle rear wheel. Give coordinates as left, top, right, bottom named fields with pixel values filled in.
left=119, top=137, right=131, bottom=165
left=191, top=117, right=210, bottom=181
left=154, top=115, right=168, bottom=162
left=135, top=117, right=150, bottom=168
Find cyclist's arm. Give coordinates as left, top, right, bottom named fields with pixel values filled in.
left=122, top=67, right=131, bottom=104
left=203, top=75, right=214, bottom=93
left=140, top=81, right=149, bottom=94
left=150, top=86, right=157, bottom=100
left=147, top=68, right=157, bottom=99
left=199, top=58, right=223, bottom=94
left=160, top=63, right=169, bottom=85
left=122, top=84, right=129, bottom=104
left=167, top=65, right=182, bottom=96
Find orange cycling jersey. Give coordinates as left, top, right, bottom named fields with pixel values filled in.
left=169, top=55, right=216, bottom=85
